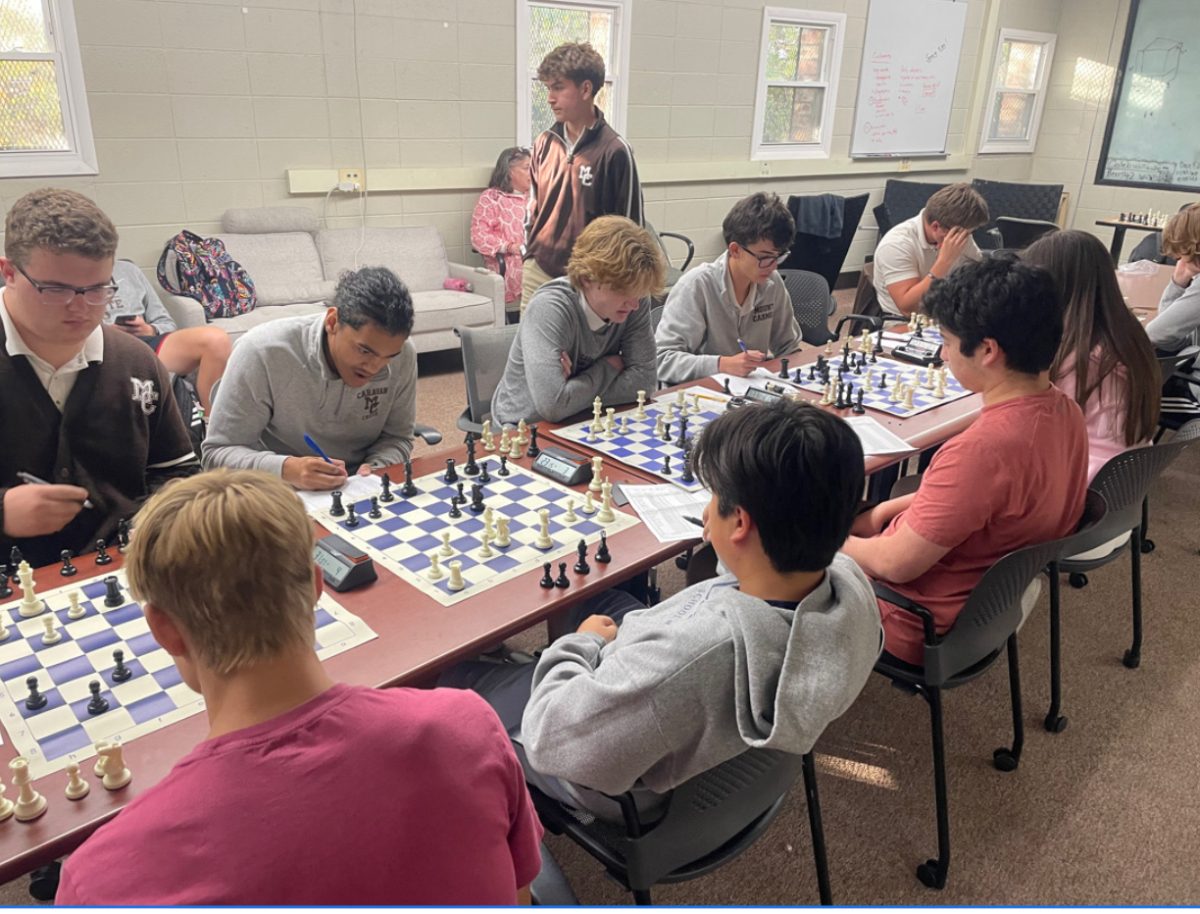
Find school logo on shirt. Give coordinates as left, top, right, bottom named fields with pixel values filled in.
left=751, top=304, right=774, bottom=323
left=578, top=164, right=594, bottom=187
left=130, top=377, right=159, bottom=416
left=358, top=387, right=385, bottom=419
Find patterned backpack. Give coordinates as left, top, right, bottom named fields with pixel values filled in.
left=157, top=230, right=256, bottom=320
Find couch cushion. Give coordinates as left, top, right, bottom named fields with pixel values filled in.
left=219, top=232, right=325, bottom=304
left=214, top=301, right=329, bottom=343
left=317, top=226, right=448, bottom=293
left=223, top=206, right=319, bottom=234
left=256, top=279, right=337, bottom=308
left=410, top=289, right=494, bottom=334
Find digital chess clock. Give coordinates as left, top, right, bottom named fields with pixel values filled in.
left=314, top=533, right=377, bottom=592
left=530, top=446, right=592, bottom=486
left=891, top=336, right=944, bottom=366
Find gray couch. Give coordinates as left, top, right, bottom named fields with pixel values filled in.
left=158, top=207, right=504, bottom=351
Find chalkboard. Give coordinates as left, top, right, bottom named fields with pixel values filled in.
left=850, top=0, right=969, bottom=158
left=1096, top=0, right=1200, bottom=192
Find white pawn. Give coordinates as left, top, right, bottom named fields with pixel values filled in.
left=635, top=389, right=648, bottom=420
left=64, top=763, right=89, bottom=801
left=93, top=740, right=109, bottom=777
left=10, top=757, right=46, bottom=821
left=598, top=481, right=615, bottom=523
left=67, top=590, right=85, bottom=620
left=0, top=784, right=12, bottom=822
left=580, top=490, right=597, bottom=515
left=99, top=744, right=131, bottom=791
left=446, top=560, right=465, bottom=592
left=676, top=389, right=686, bottom=409
left=439, top=532, right=453, bottom=557
left=564, top=498, right=577, bottom=523
left=691, top=393, right=703, bottom=415
left=478, top=532, right=493, bottom=559
left=589, top=456, right=604, bottom=494
left=41, top=613, right=61, bottom=646
left=498, top=426, right=511, bottom=455
left=618, top=414, right=628, bottom=435
left=933, top=373, right=946, bottom=399
left=495, top=517, right=511, bottom=547
left=427, top=552, right=444, bottom=581
left=535, top=509, right=553, bottom=549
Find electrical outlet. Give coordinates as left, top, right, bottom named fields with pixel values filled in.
left=337, top=168, right=364, bottom=191
left=898, top=158, right=911, bottom=173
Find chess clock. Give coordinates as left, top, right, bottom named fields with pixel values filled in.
left=892, top=337, right=944, bottom=366
left=530, top=446, right=592, bottom=486
left=741, top=385, right=786, bottom=404
left=314, top=534, right=377, bottom=592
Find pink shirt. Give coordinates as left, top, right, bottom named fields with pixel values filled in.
left=471, top=187, right=527, bottom=305
left=57, top=684, right=542, bottom=905
left=878, top=387, right=1088, bottom=664
left=1054, top=351, right=1140, bottom=482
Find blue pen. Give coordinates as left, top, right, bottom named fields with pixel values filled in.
left=303, top=434, right=334, bottom=465
left=736, top=338, right=748, bottom=353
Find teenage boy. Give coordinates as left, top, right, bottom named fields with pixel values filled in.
left=491, top=216, right=662, bottom=426
left=522, top=41, right=642, bottom=310
left=203, top=266, right=417, bottom=491
left=843, top=257, right=1088, bottom=664
left=874, top=183, right=989, bottom=317
left=1146, top=203, right=1200, bottom=354
left=442, top=400, right=882, bottom=818
left=56, top=470, right=542, bottom=904
left=655, top=192, right=801, bottom=384
left=0, top=188, right=197, bottom=569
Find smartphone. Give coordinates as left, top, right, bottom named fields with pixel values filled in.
left=115, top=315, right=137, bottom=325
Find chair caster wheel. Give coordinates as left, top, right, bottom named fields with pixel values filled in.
left=992, top=748, right=1019, bottom=772
left=28, top=863, right=60, bottom=902
left=1141, top=538, right=1156, bottom=554
left=674, top=554, right=690, bottom=571
left=1044, top=714, right=1068, bottom=733
left=1123, top=649, right=1140, bottom=669
left=1068, top=573, right=1088, bottom=589
left=916, top=860, right=946, bottom=889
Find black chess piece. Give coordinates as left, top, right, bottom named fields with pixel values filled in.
left=379, top=472, right=394, bottom=503
left=793, top=368, right=803, bottom=384
left=554, top=562, right=570, bottom=589
left=526, top=426, right=541, bottom=458
left=498, top=455, right=510, bottom=477
left=852, top=388, right=865, bottom=415
left=7, top=546, right=20, bottom=578
left=878, top=371, right=887, bottom=390
left=401, top=460, right=418, bottom=497
left=661, top=453, right=672, bottom=476
left=680, top=441, right=695, bottom=485
left=103, top=575, right=124, bottom=608
left=24, top=676, right=46, bottom=712
left=539, top=562, right=555, bottom=589
left=574, top=540, right=590, bottom=575
left=469, top=483, right=486, bottom=514
left=59, top=550, right=77, bottom=577
left=345, top=503, right=359, bottom=528
left=95, top=539, right=113, bottom=566
left=117, top=518, right=131, bottom=550
left=595, top=531, right=611, bottom=564
left=778, top=357, right=789, bottom=379
left=111, top=649, right=132, bottom=683
left=330, top=491, right=345, bottom=516
left=463, top=434, right=479, bottom=476
left=453, top=482, right=466, bottom=505
left=86, top=680, right=109, bottom=716
left=834, top=383, right=845, bottom=409
left=448, top=497, right=462, bottom=519
left=369, top=497, right=382, bottom=519
left=443, top=458, right=459, bottom=484
left=0, top=573, right=10, bottom=599
left=723, top=377, right=732, bottom=396
left=808, top=365, right=817, bottom=381
left=479, top=460, right=492, bottom=484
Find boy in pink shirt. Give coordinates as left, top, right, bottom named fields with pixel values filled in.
left=843, top=256, right=1088, bottom=664
left=56, top=470, right=541, bottom=905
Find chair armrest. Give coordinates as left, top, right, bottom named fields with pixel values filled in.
left=834, top=313, right=882, bottom=336
left=657, top=230, right=695, bottom=272
left=158, top=291, right=207, bottom=330
left=872, top=581, right=939, bottom=645
left=449, top=262, right=505, bottom=327
left=414, top=423, right=442, bottom=446
left=495, top=251, right=507, bottom=278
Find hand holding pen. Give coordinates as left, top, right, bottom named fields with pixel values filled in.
left=718, top=338, right=767, bottom=378
left=2, top=472, right=93, bottom=539
left=281, top=435, right=348, bottom=491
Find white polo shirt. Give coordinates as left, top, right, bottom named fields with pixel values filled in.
left=1, top=290, right=104, bottom=411
left=874, top=209, right=982, bottom=315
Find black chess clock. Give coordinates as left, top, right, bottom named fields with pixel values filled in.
left=530, top=446, right=592, bottom=486
left=891, top=336, right=943, bottom=366
left=314, top=534, right=377, bottom=592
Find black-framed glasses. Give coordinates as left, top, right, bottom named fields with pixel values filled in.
left=13, top=263, right=118, bottom=308
left=740, top=245, right=790, bottom=269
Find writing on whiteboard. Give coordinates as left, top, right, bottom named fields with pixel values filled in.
left=925, top=41, right=947, bottom=63
left=863, top=53, right=942, bottom=143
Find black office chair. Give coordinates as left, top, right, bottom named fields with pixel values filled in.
left=779, top=269, right=835, bottom=345
left=645, top=221, right=695, bottom=301
left=873, top=179, right=947, bottom=244
left=453, top=323, right=519, bottom=434
left=969, top=178, right=1063, bottom=251
left=872, top=535, right=1064, bottom=890
left=782, top=194, right=868, bottom=294
left=530, top=844, right=580, bottom=905
left=528, top=748, right=831, bottom=905
left=994, top=216, right=1059, bottom=250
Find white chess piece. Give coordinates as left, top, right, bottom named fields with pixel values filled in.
left=67, top=590, right=85, bottom=620
left=603, top=407, right=616, bottom=439
left=592, top=396, right=603, bottom=422
left=535, top=509, right=553, bottom=549
left=481, top=419, right=494, bottom=451
left=64, top=763, right=89, bottom=801
left=676, top=390, right=686, bottom=409
left=933, top=372, right=946, bottom=399
left=635, top=390, right=647, bottom=420
left=498, top=427, right=511, bottom=455
left=10, top=757, right=46, bottom=821
left=516, top=418, right=529, bottom=447
left=589, top=456, right=604, bottom=494
left=446, top=561, right=465, bottom=592
left=691, top=393, right=702, bottom=415
left=618, top=414, right=628, bottom=435
left=508, top=434, right=522, bottom=460
left=439, top=532, right=453, bottom=557
left=0, top=784, right=12, bottom=822
left=427, top=553, right=444, bottom=581
left=564, top=498, right=577, bottom=523
left=17, top=562, right=42, bottom=618
left=495, top=517, right=511, bottom=547
left=40, top=614, right=60, bottom=646
left=581, top=491, right=596, bottom=515
left=93, top=740, right=109, bottom=778
left=902, top=385, right=916, bottom=410
left=483, top=506, right=495, bottom=538
left=478, top=532, right=494, bottom=559
left=598, top=482, right=615, bottom=523
left=98, top=744, right=132, bottom=791
left=654, top=414, right=666, bottom=440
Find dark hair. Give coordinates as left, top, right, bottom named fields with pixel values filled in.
left=923, top=255, right=1062, bottom=376
left=692, top=399, right=864, bottom=573
left=1023, top=230, right=1160, bottom=446
left=334, top=266, right=414, bottom=335
left=537, top=42, right=605, bottom=99
left=924, top=183, right=989, bottom=231
left=722, top=192, right=795, bottom=252
left=488, top=146, right=531, bottom=194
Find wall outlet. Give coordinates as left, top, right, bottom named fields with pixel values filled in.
left=898, top=158, right=911, bottom=173
left=337, top=168, right=364, bottom=191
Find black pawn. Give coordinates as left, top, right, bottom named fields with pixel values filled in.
left=463, top=435, right=479, bottom=476
left=330, top=491, right=345, bottom=516
left=111, top=649, right=132, bottom=683
left=574, top=539, right=590, bottom=575
left=443, top=458, right=458, bottom=484
left=680, top=443, right=696, bottom=485
left=778, top=357, right=790, bottom=379
left=526, top=426, right=541, bottom=458
left=117, top=518, right=131, bottom=550
left=852, top=388, right=865, bottom=415
left=379, top=472, right=394, bottom=503
left=401, top=460, right=417, bottom=498
left=345, top=503, right=359, bottom=527
left=723, top=377, right=732, bottom=395
left=9, top=546, right=23, bottom=578
left=878, top=371, right=887, bottom=390
left=95, top=539, right=113, bottom=566
left=539, top=562, right=555, bottom=589
left=0, top=573, right=10, bottom=599
left=103, top=575, right=124, bottom=608
left=661, top=453, right=672, bottom=476
left=59, top=550, right=77, bottom=577
left=498, top=455, right=510, bottom=477
left=554, top=562, right=570, bottom=589
left=452, top=482, right=465, bottom=505
left=24, top=676, right=46, bottom=711
left=808, top=365, right=817, bottom=381
left=595, top=532, right=611, bottom=564
left=479, top=460, right=492, bottom=484
left=369, top=497, right=382, bottom=519
left=793, top=368, right=803, bottom=384
left=86, top=680, right=109, bottom=715
left=448, top=497, right=462, bottom=519
left=469, top=483, right=486, bottom=514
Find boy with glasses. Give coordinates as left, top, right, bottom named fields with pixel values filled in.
left=655, top=193, right=801, bottom=384
left=0, top=188, right=198, bottom=568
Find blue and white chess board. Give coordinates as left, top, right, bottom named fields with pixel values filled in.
left=307, top=460, right=640, bottom=607
left=793, top=353, right=971, bottom=419
left=0, top=571, right=375, bottom=779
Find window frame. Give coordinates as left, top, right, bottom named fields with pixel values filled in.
left=515, top=0, right=631, bottom=146
left=750, top=7, right=846, bottom=162
left=977, top=27, right=1056, bottom=155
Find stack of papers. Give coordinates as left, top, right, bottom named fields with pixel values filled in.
left=623, top=484, right=710, bottom=543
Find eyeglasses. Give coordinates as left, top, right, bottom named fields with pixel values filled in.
left=14, top=263, right=118, bottom=308
left=740, top=245, right=790, bottom=269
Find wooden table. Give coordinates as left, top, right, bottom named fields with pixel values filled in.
left=1117, top=262, right=1174, bottom=324
left=1096, top=217, right=1164, bottom=264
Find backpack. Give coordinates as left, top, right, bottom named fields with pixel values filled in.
left=157, top=230, right=256, bottom=320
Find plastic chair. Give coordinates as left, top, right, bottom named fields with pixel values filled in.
left=994, top=217, right=1059, bottom=250
left=453, top=323, right=519, bottom=434
left=645, top=222, right=695, bottom=299
left=873, top=180, right=947, bottom=244
left=782, top=194, right=869, bottom=294
left=871, top=535, right=1065, bottom=890
left=528, top=748, right=831, bottom=905
left=779, top=269, right=835, bottom=345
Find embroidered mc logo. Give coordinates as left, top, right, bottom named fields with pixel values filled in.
left=362, top=394, right=380, bottom=417
left=578, top=165, right=594, bottom=187
left=130, top=377, right=158, bottom=416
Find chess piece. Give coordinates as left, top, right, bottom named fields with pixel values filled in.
left=469, top=483, right=486, bottom=515
left=401, top=460, right=418, bottom=497
left=498, top=455, right=510, bottom=477
left=329, top=491, right=345, bottom=516
left=589, top=456, right=604, bottom=494
left=554, top=562, right=570, bottom=589
left=483, top=505, right=495, bottom=537
left=18, top=562, right=42, bottom=618
left=98, top=743, right=132, bottom=790
left=852, top=388, right=865, bottom=415
left=535, top=509, right=553, bottom=549
left=595, top=531, right=611, bottom=564
left=574, top=540, right=590, bottom=575
left=67, top=591, right=85, bottom=620
left=526, top=425, right=541, bottom=458
left=661, top=453, right=672, bottom=476
left=446, top=561, right=465, bottom=592
left=723, top=377, right=732, bottom=396
left=95, top=539, right=113, bottom=566
left=447, top=496, right=462, bottom=519
left=463, top=434, right=480, bottom=476
left=111, top=649, right=132, bottom=683
left=902, top=385, right=916, bottom=411
left=64, top=763, right=89, bottom=801
left=345, top=503, right=359, bottom=528
left=495, top=517, right=511, bottom=547
left=87, top=680, right=109, bottom=715
left=439, top=532, right=453, bottom=557
left=654, top=413, right=666, bottom=440
left=564, top=498, right=577, bottom=523
left=0, top=572, right=9, bottom=599
left=478, top=533, right=494, bottom=559
left=603, top=407, right=616, bottom=439
left=481, top=419, right=494, bottom=451
left=618, top=414, right=628, bottom=435
left=7, top=546, right=22, bottom=579
left=453, top=482, right=466, bottom=506
left=539, top=562, right=555, bottom=589
left=507, top=433, right=523, bottom=460
left=427, top=553, right=444, bottom=581
left=369, top=497, right=382, bottom=519
left=680, top=440, right=695, bottom=485
left=516, top=418, right=529, bottom=447
left=933, top=371, right=946, bottom=399
left=635, top=390, right=648, bottom=419
left=598, top=482, right=615, bottom=523
left=40, top=614, right=60, bottom=646
left=10, top=758, right=46, bottom=822
left=443, top=458, right=459, bottom=484
left=478, top=460, right=492, bottom=484
left=778, top=357, right=789, bottom=379
left=379, top=472, right=394, bottom=503
left=93, top=741, right=109, bottom=778
left=581, top=490, right=596, bottom=515
left=116, top=518, right=131, bottom=551
left=24, top=676, right=46, bottom=711
left=0, top=784, right=13, bottom=822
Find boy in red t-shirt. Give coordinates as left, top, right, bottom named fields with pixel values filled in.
left=843, top=256, right=1088, bottom=664
left=56, top=470, right=541, bottom=905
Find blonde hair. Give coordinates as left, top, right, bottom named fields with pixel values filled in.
left=566, top=216, right=665, bottom=299
left=924, top=183, right=989, bottom=231
left=3, top=187, right=118, bottom=267
left=1161, top=203, right=1200, bottom=261
left=125, top=470, right=317, bottom=675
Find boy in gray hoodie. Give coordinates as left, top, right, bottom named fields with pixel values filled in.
left=441, top=399, right=882, bottom=819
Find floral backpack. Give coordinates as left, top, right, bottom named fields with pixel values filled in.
left=157, top=230, right=256, bottom=320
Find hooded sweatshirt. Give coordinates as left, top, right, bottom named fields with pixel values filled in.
left=202, top=313, right=416, bottom=474
left=520, top=554, right=883, bottom=798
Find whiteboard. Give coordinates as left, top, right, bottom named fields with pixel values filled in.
left=850, top=0, right=969, bottom=157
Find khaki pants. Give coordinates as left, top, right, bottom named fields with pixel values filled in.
left=520, top=259, right=555, bottom=315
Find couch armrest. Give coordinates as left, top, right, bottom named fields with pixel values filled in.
left=449, top=262, right=505, bottom=327
left=159, top=291, right=208, bottom=330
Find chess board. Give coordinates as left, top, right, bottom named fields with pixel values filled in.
left=0, top=571, right=376, bottom=780
left=792, top=354, right=971, bottom=418
left=552, top=386, right=726, bottom=491
left=307, top=461, right=640, bottom=607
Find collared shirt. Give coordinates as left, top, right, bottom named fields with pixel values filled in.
left=722, top=258, right=762, bottom=317
left=579, top=289, right=611, bottom=332
left=0, top=290, right=104, bottom=411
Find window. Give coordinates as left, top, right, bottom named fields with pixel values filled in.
left=0, top=0, right=96, bottom=177
left=751, top=8, right=846, bottom=161
left=978, top=28, right=1056, bottom=155
left=516, top=0, right=631, bottom=145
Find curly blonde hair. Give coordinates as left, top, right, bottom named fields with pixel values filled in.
left=1161, top=203, right=1200, bottom=262
left=537, top=42, right=605, bottom=97
left=566, top=216, right=665, bottom=298
left=3, top=187, right=118, bottom=266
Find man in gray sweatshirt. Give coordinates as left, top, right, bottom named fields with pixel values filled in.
left=203, top=267, right=417, bottom=491
left=490, top=216, right=662, bottom=426
left=440, top=399, right=882, bottom=819
left=656, top=192, right=801, bottom=386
